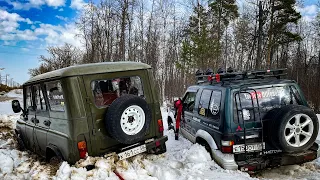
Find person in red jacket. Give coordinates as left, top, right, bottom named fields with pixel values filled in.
left=174, top=98, right=183, bottom=140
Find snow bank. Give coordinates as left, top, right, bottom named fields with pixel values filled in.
left=0, top=97, right=319, bottom=179
left=0, top=89, right=23, bottom=115
left=140, top=130, right=254, bottom=180
left=0, top=121, right=52, bottom=180
left=4, top=89, right=23, bottom=99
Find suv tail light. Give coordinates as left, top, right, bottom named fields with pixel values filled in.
left=157, top=119, right=164, bottom=135
left=78, top=141, right=87, bottom=159
left=221, top=140, right=234, bottom=153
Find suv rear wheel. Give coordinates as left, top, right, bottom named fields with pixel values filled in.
left=269, top=105, right=319, bottom=153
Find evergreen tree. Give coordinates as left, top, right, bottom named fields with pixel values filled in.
left=266, top=0, right=302, bottom=67
left=179, top=3, right=217, bottom=72
left=208, top=0, right=239, bottom=67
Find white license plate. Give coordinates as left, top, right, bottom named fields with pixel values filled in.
left=118, top=144, right=147, bottom=160
left=233, top=143, right=265, bottom=153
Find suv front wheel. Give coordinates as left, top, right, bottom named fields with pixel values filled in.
left=268, top=105, right=319, bottom=153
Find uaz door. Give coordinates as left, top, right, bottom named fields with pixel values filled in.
left=33, top=84, right=49, bottom=156
left=24, top=86, right=36, bottom=150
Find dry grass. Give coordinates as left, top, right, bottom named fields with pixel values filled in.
left=0, top=96, right=15, bottom=102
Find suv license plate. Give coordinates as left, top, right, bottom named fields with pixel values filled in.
left=118, top=144, right=147, bottom=160
left=233, top=143, right=265, bottom=153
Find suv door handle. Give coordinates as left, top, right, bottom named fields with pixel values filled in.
left=44, top=120, right=51, bottom=127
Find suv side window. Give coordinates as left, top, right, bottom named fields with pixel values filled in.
left=182, top=92, right=196, bottom=112
left=198, top=89, right=212, bottom=116
left=92, top=76, right=144, bottom=107
left=46, top=81, right=65, bottom=112
left=208, top=91, right=222, bottom=120
left=290, top=86, right=302, bottom=105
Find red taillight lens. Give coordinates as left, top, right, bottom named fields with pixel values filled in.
left=243, top=165, right=256, bottom=171
left=158, top=119, right=164, bottom=134
left=78, top=141, right=87, bottom=159
left=221, top=146, right=233, bottom=153
left=221, top=140, right=234, bottom=153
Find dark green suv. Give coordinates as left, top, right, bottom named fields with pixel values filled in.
left=167, top=69, right=320, bottom=171
left=12, top=62, right=167, bottom=164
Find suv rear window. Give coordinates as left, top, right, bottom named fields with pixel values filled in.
left=234, top=85, right=302, bottom=122
left=92, top=76, right=144, bottom=107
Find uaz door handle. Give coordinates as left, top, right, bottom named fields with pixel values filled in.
left=44, top=120, right=51, bottom=127
left=31, top=117, right=39, bottom=123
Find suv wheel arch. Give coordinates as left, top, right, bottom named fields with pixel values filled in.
left=46, top=144, right=64, bottom=162
left=195, top=130, right=218, bottom=150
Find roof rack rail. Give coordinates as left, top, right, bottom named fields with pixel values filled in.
left=196, top=68, right=287, bottom=84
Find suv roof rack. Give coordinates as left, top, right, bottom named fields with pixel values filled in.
left=196, top=68, right=287, bottom=85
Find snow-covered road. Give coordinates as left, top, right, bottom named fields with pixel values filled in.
left=0, top=90, right=319, bottom=180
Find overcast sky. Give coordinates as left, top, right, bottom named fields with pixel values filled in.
left=0, top=0, right=319, bottom=84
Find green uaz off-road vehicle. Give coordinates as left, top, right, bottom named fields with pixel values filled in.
left=12, top=62, right=167, bottom=163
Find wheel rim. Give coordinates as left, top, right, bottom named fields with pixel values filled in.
left=284, top=113, right=314, bottom=148
left=120, top=105, right=145, bottom=135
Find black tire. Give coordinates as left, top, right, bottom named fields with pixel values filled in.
left=49, top=156, right=62, bottom=166
left=268, top=105, right=319, bottom=153
left=105, top=94, right=151, bottom=144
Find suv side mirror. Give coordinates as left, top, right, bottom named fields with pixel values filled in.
left=12, top=100, right=22, bottom=113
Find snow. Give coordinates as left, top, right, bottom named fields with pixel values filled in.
left=4, top=89, right=23, bottom=99
left=0, top=89, right=23, bottom=116
left=0, top=90, right=319, bottom=180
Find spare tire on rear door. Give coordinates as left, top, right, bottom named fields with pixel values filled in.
left=105, top=94, right=151, bottom=144
left=268, top=105, right=319, bottom=153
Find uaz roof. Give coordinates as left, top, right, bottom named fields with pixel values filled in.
left=24, top=61, right=151, bottom=85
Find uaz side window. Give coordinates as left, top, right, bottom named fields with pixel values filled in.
left=35, top=85, right=47, bottom=111
left=46, top=81, right=65, bottom=112
left=25, top=86, right=33, bottom=110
